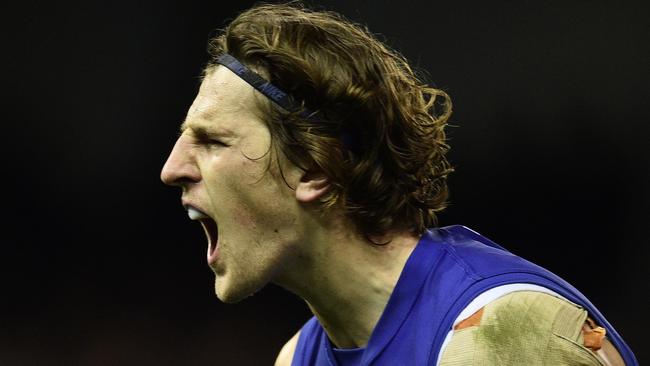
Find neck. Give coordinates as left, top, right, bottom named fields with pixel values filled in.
left=276, top=222, right=419, bottom=349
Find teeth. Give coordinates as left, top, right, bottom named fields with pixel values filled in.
left=187, top=207, right=209, bottom=220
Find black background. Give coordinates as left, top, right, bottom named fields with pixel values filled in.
left=2, top=1, right=648, bottom=365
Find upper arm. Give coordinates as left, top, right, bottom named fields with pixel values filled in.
left=440, top=291, right=624, bottom=365
left=274, top=330, right=301, bottom=366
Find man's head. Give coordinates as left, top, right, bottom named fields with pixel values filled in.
left=161, top=2, right=453, bottom=302
left=203, top=3, right=453, bottom=239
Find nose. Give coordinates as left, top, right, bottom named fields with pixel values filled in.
left=160, top=134, right=201, bottom=187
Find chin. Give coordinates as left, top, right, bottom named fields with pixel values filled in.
left=213, top=275, right=263, bottom=304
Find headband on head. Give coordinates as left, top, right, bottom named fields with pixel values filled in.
left=214, top=53, right=358, bottom=153
left=215, top=53, right=307, bottom=115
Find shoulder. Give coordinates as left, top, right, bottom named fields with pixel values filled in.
left=274, top=330, right=301, bottom=366
left=441, top=291, right=614, bottom=365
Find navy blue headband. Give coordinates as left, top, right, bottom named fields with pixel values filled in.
left=214, top=53, right=358, bottom=153
left=215, top=53, right=306, bottom=114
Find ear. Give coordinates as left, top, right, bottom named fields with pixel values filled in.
left=295, top=170, right=330, bottom=203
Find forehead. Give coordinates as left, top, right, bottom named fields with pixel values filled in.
left=182, top=66, right=265, bottom=134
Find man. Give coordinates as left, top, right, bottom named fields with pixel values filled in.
left=161, top=3, right=637, bottom=365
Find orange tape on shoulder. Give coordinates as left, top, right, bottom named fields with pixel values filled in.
left=454, top=307, right=484, bottom=330
left=583, top=317, right=607, bottom=351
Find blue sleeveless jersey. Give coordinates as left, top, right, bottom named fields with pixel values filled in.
left=291, top=225, right=637, bottom=365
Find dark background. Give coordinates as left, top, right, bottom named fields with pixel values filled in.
left=2, top=0, right=648, bottom=365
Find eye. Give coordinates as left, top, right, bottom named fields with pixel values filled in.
left=204, top=137, right=228, bottom=148
left=209, top=139, right=227, bottom=147
left=190, top=129, right=230, bottom=148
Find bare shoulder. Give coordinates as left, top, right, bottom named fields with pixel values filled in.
left=274, top=330, right=301, bottom=366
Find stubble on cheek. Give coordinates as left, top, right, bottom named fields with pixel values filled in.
left=213, top=158, right=297, bottom=296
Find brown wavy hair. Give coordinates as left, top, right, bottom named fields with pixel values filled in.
left=205, top=2, right=453, bottom=239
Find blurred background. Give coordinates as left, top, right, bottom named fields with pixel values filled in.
left=2, top=0, right=648, bottom=364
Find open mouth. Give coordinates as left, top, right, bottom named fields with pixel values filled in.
left=199, top=217, right=219, bottom=258
left=186, top=206, right=219, bottom=263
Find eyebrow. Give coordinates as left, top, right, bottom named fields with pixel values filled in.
left=179, top=119, right=235, bottom=138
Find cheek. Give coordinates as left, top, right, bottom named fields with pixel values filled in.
left=228, top=182, right=291, bottom=238
left=219, top=174, right=268, bottom=230
left=230, top=203, right=259, bottom=230
left=206, top=154, right=292, bottom=230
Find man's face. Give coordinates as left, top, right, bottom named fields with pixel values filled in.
left=161, top=66, right=303, bottom=303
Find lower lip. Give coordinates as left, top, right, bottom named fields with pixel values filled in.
left=207, top=238, right=220, bottom=265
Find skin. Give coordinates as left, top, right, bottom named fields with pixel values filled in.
left=161, top=66, right=420, bottom=362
